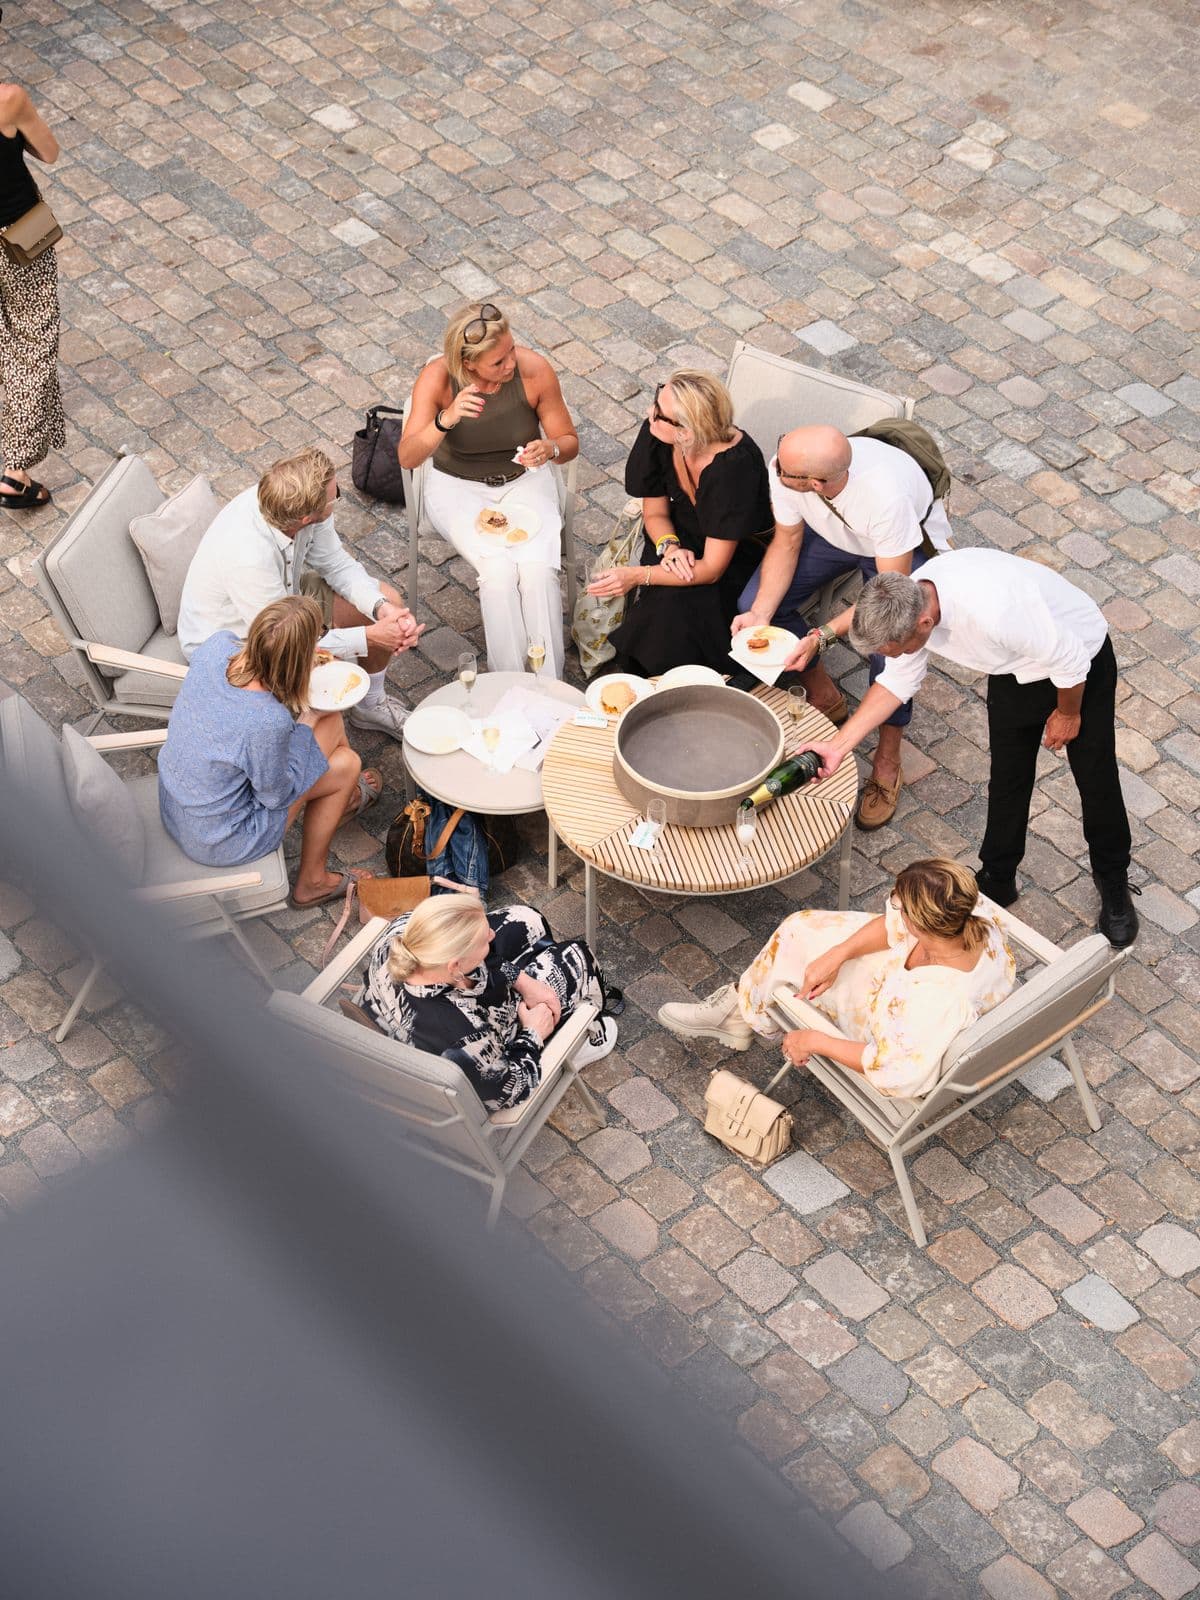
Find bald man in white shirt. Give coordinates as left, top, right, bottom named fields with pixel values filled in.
left=799, top=549, right=1137, bottom=947
left=733, top=424, right=951, bottom=830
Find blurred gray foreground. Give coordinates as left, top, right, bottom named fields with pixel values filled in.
left=0, top=779, right=928, bottom=1600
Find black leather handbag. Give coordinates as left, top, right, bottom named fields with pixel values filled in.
left=351, top=405, right=406, bottom=504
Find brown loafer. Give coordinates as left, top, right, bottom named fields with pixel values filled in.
left=855, top=770, right=903, bottom=831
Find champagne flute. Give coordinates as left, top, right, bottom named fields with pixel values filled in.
left=457, top=651, right=477, bottom=713
left=786, top=685, right=807, bottom=740
left=735, top=802, right=758, bottom=879
left=526, top=634, right=546, bottom=676
left=482, top=722, right=501, bottom=771
left=647, top=797, right=667, bottom=843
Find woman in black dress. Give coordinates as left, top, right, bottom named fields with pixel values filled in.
left=587, top=370, right=771, bottom=676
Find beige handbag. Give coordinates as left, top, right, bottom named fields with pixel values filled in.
left=1, top=198, right=62, bottom=265
left=704, top=1069, right=793, bottom=1168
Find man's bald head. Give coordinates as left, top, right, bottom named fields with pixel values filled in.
left=776, top=425, right=852, bottom=489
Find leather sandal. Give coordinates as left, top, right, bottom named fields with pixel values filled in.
left=338, top=768, right=382, bottom=826
left=854, top=770, right=903, bottom=831
left=0, top=473, right=51, bottom=509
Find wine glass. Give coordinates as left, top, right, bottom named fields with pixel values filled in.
left=457, top=651, right=477, bottom=713
left=786, top=685, right=807, bottom=740
left=481, top=722, right=501, bottom=771
left=647, top=797, right=667, bottom=843
left=526, top=634, right=546, bottom=676
left=734, top=803, right=758, bottom=879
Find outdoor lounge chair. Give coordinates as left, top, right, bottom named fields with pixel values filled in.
left=764, top=902, right=1125, bottom=1248
left=35, top=454, right=191, bottom=730
left=0, top=694, right=288, bottom=1041
left=269, top=914, right=602, bottom=1228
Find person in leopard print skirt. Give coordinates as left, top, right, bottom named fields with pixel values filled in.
left=0, top=76, right=64, bottom=509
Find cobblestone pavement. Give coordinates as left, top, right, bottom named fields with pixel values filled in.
left=3, top=2, right=1200, bottom=1594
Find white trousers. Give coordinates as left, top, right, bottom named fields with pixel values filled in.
left=423, top=465, right=565, bottom=677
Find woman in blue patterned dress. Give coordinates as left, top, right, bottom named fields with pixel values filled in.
left=359, top=895, right=617, bottom=1113
left=158, top=596, right=378, bottom=907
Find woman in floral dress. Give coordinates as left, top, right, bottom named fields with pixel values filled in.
left=659, top=859, right=1015, bottom=1099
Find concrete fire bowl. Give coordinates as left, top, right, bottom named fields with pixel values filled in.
left=613, top=684, right=784, bottom=828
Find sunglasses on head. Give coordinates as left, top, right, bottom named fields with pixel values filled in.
left=462, top=303, right=502, bottom=346
left=652, top=382, right=684, bottom=429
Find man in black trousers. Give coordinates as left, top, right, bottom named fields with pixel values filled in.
left=795, top=548, right=1138, bottom=946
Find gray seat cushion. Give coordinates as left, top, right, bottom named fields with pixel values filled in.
left=111, top=628, right=188, bottom=710
left=61, top=725, right=146, bottom=880
left=126, top=774, right=289, bottom=927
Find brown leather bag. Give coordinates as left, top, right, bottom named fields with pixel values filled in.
left=704, top=1070, right=793, bottom=1168
left=1, top=199, right=62, bottom=265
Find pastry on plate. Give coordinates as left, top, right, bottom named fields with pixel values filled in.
left=505, top=526, right=530, bottom=545
left=746, top=629, right=772, bottom=652
left=600, top=681, right=636, bottom=714
left=475, top=507, right=508, bottom=534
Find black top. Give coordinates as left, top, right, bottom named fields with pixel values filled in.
left=0, top=129, right=38, bottom=230
left=604, top=422, right=770, bottom=677
left=624, top=421, right=772, bottom=558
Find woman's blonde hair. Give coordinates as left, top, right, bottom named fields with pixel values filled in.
left=664, top=370, right=736, bottom=449
left=443, top=302, right=512, bottom=387
left=258, top=447, right=335, bottom=530
left=893, top=858, right=989, bottom=953
left=388, top=893, right=488, bottom=984
left=227, top=595, right=322, bottom=716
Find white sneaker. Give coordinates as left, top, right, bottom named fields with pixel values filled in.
left=658, top=983, right=753, bottom=1050
left=571, top=1015, right=618, bottom=1067
left=347, top=695, right=409, bottom=741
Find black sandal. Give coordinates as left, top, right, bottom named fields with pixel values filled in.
left=0, top=474, right=52, bottom=509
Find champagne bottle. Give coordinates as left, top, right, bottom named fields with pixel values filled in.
left=742, top=750, right=823, bottom=811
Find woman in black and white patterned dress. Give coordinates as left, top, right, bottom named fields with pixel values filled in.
left=360, top=896, right=616, bottom=1114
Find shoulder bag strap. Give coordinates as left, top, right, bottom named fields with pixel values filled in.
left=430, top=807, right=466, bottom=860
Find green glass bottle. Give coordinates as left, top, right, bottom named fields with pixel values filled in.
left=742, top=750, right=823, bottom=811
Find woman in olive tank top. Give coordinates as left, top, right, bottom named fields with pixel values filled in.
left=0, top=78, right=63, bottom=508
left=400, top=303, right=578, bottom=677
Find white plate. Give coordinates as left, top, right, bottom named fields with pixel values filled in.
left=403, top=705, right=472, bottom=756
left=730, top=625, right=802, bottom=670
left=308, top=661, right=369, bottom=711
left=586, top=673, right=655, bottom=717
left=656, top=664, right=727, bottom=692
left=475, top=503, right=542, bottom=544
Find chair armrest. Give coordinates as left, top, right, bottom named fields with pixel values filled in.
left=137, top=870, right=264, bottom=904
left=88, top=729, right=169, bottom=752
left=980, top=901, right=1062, bottom=968
left=75, top=640, right=189, bottom=680
left=302, top=916, right=390, bottom=1003
left=541, top=1001, right=599, bottom=1075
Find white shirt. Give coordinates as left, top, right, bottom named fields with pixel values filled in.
left=874, top=550, right=1109, bottom=705
left=177, top=487, right=384, bottom=660
left=769, top=435, right=952, bottom=558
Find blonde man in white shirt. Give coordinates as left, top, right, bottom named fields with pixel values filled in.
left=178, top=448, right=422, bottom=740
left=798, top=550, right=1137, bottom=947
left=733, top=425, right=951, bottom=830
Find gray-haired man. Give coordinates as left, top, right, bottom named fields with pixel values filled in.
left=800, top=549, right=1137, bottom=947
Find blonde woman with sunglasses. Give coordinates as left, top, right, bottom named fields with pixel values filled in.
left=399, top=303, right=578, bottom=677
left=587, top=371, right=772, bottom=677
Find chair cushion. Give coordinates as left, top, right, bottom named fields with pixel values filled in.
left=125, top=774, right=289, bottom=926
left=129, top=475, right=220, bottom=635
left=0, top=695, right=74, bottom=835
left=60, top=726, right=146, bottom=880
left=40, top=455, right=165, bottom=666
left=110, top=627, right=188, bottom=711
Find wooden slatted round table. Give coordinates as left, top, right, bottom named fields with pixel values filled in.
left=541, top=685, right=859, bottom=950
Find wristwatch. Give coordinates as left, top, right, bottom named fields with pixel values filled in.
left=433, top=409, right=453, bottom=433
left=372, top=598, right=387, bottom=620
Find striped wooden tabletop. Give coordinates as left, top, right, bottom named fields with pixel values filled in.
left=542, top=686, right=858, bottom=895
